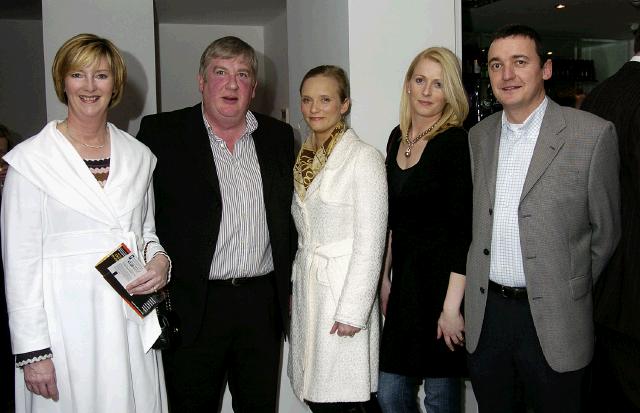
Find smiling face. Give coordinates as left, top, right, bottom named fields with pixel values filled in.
left=488, top=35, right=552, bottom=123
left=407, top=58, right=447, bottom=129
left=198, top=55, right=257, bottom=128
left=300, top=75, right=350, bottom=146
left=64, top=57, right=114, bottom=121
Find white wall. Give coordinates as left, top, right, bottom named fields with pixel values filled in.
left=157, top=23, right=265, bottom=114
left=286, top=0, right=350, bottom=141
left=0, top=19, right=46, bottom=141
left=42, top=0, right=156, bottom=135
left=347, top=0, right=462, bottom=152
left=263, top=11, right=290, bottom=121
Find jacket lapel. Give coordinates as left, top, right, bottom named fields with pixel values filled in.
left=5, top=121, right=119, bottom=226
left=253, top=118, right=274, bottom=202
left=520, top=100, right=566, bottom=202
left=103, top=124, right=155, bottom=218
left=479, top=115, right=501, bottom=208
left=184, top=105, right=222, bottom=199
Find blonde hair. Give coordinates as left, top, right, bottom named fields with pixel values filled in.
left=52, top=33, right=127, bottom=108
left=399, top=47, right=468, bottom=138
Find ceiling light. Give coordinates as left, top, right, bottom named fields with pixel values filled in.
left=555, top=3, right=566, bottom=9
left=547, top=51, right=553, bottom=55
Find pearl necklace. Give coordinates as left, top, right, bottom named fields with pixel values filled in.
left=403, top=119, right=440, bottom=157
left=63, top=120, right=108, bottom=149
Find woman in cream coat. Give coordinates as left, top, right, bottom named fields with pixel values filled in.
left=2, top=34, right=169, bottom=412
left=288, top=65, right=387, bottom=412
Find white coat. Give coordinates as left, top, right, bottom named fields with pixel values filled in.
left=287, top=129, right=388, bottom=403
left=2, top=121, right=168, bottom=413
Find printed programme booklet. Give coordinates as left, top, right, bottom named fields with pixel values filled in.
left=95, top=243, right=165, bottom=317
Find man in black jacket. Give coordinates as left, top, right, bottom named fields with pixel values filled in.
left=137, top=36, right=295, bottom=412
left=581, top=27, right=640, bottom=412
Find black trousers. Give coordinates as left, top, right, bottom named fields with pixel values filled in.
left=163, top=274, right=282, bottom=412
left=467, top=289, right=586, bottom=413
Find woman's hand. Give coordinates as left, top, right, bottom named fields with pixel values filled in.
left=380, top=276, right=391, bottom=317
left=330, top=321, right=361, bottom=337
left=126, top=254, right=170, bottom=295
left=24, top=359, right=59, bottom=401
left=436, top=308, right=465, bottom=351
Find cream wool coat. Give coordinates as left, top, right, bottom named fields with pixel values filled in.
left=288, top=129, right=388, bottom=402
left=2, top=121, right=168, bottom=413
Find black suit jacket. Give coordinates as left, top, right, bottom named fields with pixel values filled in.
left=581, top=61, right=640, bottom=342
left=137, top=104, right=296, bottom=345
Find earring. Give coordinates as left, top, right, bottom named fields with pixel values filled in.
left=407, top=89, right=411, bottom=94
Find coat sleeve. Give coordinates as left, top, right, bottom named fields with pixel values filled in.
left=334, top=146, right=388, bottom=328
left=1, top=167, right=51, bottom=354
left=588, top=122, right=621, bottom=283
left=140, top=179, right=171, bottom=277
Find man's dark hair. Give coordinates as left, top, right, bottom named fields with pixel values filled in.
left=491, top=24, right=546, bottom=67
left=634, top=27, right=640, bottom=54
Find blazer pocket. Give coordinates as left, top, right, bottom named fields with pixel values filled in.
left=569, top=275, right=592, bottom=300
left=311, top=238, right=354, bottom=302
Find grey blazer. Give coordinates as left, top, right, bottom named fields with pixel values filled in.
left=465, top=99, right=621, bottom=372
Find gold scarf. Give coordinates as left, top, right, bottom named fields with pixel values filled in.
left=293, top=120, right=346, bottom=200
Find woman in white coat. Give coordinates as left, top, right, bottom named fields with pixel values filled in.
left=1, top=34, right=170, bottom=412
left=288, top=65, right=388, bottom=412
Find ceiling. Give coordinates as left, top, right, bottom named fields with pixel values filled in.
left=2, top=0, right=638, bottom=40
left=0, top=0, right=286, bottom=25
left=465, top=0, right=640, bottom=40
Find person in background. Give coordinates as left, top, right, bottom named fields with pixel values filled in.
left=377, top=47, right=472, bottom=413
left=288, top=65, right=387, bottom=413
left=0, top=123, right=15, bottom=413
left=2, top=33, right=170, bottom=413
left=137, top=36, right=296, bottom=412
left=580, top=26, right=640, bottom=412
left=465, top=24, right=620, bottom=412
left=0, top=124, right=11, bottom=189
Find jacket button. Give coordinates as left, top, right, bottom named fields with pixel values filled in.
left=480, top=287, right=485, bottom=294
left=483, top=248, right=490, bottom=255
left=489, top=208, right=493, bottom=215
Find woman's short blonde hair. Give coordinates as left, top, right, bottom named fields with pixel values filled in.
left=52, top=33, right=127, bottom=108
left=399, top=47, right=468, bottom=137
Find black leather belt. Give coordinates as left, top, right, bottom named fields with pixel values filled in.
left=489, top=280, right=528, bottom=299
left=209, top=272, right=273, bottom=287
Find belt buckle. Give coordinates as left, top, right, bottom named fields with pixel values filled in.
left=500, top=285, right=510, bottom=298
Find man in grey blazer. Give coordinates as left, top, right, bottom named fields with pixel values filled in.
left=465, top=25, right=621, bottom=412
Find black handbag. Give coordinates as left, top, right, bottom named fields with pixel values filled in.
left=152, top=289, right=181, bottom=350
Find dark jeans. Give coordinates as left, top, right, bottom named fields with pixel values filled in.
left=377, top=371, right=461, bottom=413
left=306, top=395, right=382, bottom=413
left=163, top=274, right=282, bottom=412
left=468, top=289, right=586, bottom=413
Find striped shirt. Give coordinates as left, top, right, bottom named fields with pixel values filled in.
left=84, top=158, right=110, bottom=187
left=489, top=97, right=548, bottom=287
left=202, top=107, right=273, bottom=280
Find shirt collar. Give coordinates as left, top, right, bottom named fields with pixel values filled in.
left=630, top=55, right=640, bottom=63
left=501, top=96, right=548, bottom=134
left=201, top=104, right=259, bottom=142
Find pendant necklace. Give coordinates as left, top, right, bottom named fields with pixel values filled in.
left=404, top=119, right=440, bottom=157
